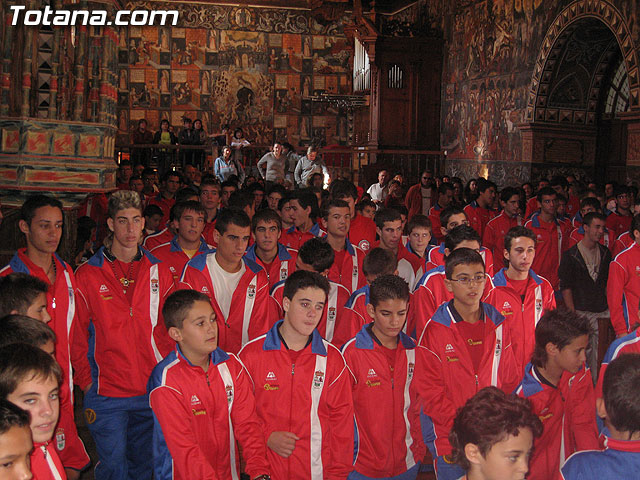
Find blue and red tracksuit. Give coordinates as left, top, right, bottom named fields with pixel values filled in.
left=525, top=213, right=565, bottom=290
left=30, top=441, right=66, bottom=480
left=334, top=285, right=372, bottom=348
left=482, top=212, right=523, bottom=265
left=613, top=231, right=633, bottom=256
left=595, top=327, right=640, bottom=399
left=148, top=345, right=271, bottom=480
left=561, top=436, right=640, bottom=479
left=326, top=238, right=366, bottom=295
left=606, top=211, right=633, bottom=241
left=142, top=227, right=174, bottom=251
left=245, top=242, right=297, bottom=290
left=147, top=193, right=175, bottom=226
left=150, top=236, right=210, bottom=282
left=280, top=223, right=321, bottom=250
left=349, top=214, right=377, bottom=252
left=463, top=201, right=495, bottom=238
left=342, top=326, right=426, bottom=478
left=566, top=225, right=615, bottom=250
left=1, top=250, right=90, bottom=471
left=428, top=203, right=445, bottom=243
left=425, top=243, right=494, bottom=276
left=179, top=251, right=270, bottom=353
left=607, top=242, right=640, bottom=336
left=238, top=322, right=354, bottom=480
left=516, top=363, right=599, bottom=480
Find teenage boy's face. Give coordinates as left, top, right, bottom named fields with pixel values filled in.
left=377, top=220, right=403, bottom=250
left=170, top=300, right=218, bottom=358
left=108, top=207, right=144, bottom=249
left=19, top=206, right=63, bottom=256
left=471, top=428, right=533, bottom=480
left=539, top=195, right=557, bottom=216
left=7, top=374, right=59, bottom=444
left=146, top=214, right=162, bottom=232
left=580, top=205, right=597, bottom=218
left=584, top=218, right=606, bottom=243
left=502, top=194, right=520, bottom=217
left=289, top=200, right=311, bottom=228
left=164, top=176, right=180, bottom=195
left=443, top=213, right=469, bottom=236
left=221, top=187, right=235, bottom=205
left=175, top=210, right=205, bottom=244
left=367, top=298, right=408, bottom=343
left=323, top=206, right=351, bottom=238
left=552, top=334, right=588, bottom=374
left=0, top=424, right=33, bottom=480
left=23, top=293, right=51, bottom=324
left=280, top=201, right=296, bottom=225
left=445, top=263, right=486, bottom=308
left=283, top=287, right=326, bottom=337
left=267, top=192, right=283, bottom=211
left=409, top=227, right=431, bottom=252
left=200, top=185, right=220, bottom=210
left=361, top=205, right=375, bottom=219
left=505, top=237, right=535, bottom=274
left=480, top=187, right=496, bottom=205
left=254, top=220, right=280, bottom=251
left=214, top=224, right=250, bottom=265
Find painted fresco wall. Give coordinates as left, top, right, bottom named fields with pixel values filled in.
left=116, top=2, right=352, bottom=148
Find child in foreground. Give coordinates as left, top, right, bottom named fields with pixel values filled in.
left=0, top=399, right=33, bottom=480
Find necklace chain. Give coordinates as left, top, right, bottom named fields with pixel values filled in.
left=109, top=256, right=135, bottom=293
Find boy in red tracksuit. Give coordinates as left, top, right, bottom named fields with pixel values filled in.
left=147, top=171, right=181, bottom=226
left=412, top=225, right=493, bottom=342
left=525, top=187, right=565, bottom=291
left=570, top=196, right=600, bottom=230
left=606, top=186, right=634, bottom=240
left=482, top=186, right=522, bottom=264
left=200, top=177, right=221, bottom=246
left=270, top=238, right=350, bottom=344
left=0, top=399, right=33, bottom=480
left=412, top=248, right=520, bottom=480
left=607, top=215, right=640, bottom=336
left=148, top=290, right=271, bottom=480
left=180, top=207, right=270, bottom=353
left=72, top=190, right=175, bottom=480
left=342, top=275, right=426, bottom=479
left=0, top=343, right=67, bottom=480
left=330, top=179, right=377, bottom=252
left=515, top=309, right=599, bottom=480
left=612, top=229, right=633, bottom=256
left=239, top=270, right=354, bottom=480
left=406, top=215, right=433, bottom=268
left=334, top=248, right=397, bottom=348
left=245, top=208, right=297, bottom=289
left=428, top=183, right=455, bottom=244
left=279, top=190, right=321, bottom=250
left=0, top=195, right=89, bottom=478
left=150, top=200, right=210, bottom=282
left=322, top=199, right=366, bottom=294
left=484, top=226, right=556, bottom=371
left=463, top=178, right=497, bottom=239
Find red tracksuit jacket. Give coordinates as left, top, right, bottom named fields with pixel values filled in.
left=428, top=203, right=445, bottom=243
left=179, top=251, right=270, bottom=353
left=607, top=242, right=640, bottom=336
left=606, top=211, right=633, bottom=241
left=349, top=213, right=377, bottom=252
left=269, top=279, right=351, bottom=344
left=516, top=363, right=599, bottom=480
left=142, top=227, right=173, bottom=251
left=525, top=213, right=565, bottom=290
left=525, top=196, right=539, bottom=220
left=566, top=225, right=614, bottom=250
left=326, top=238, right=366, bottom=294
left=484, top=268, right=556, bottom=372
left=147, top=193, right=175, bottom=226
left=72, top=247, right=175, bottom=396
left=394, top=242, right=424, bottom=290
left=245, top=242, right=297, bottom=290
left=413, top=301, right=521, bottom=456
left=464, top=201, right=496, bottom=238
left=595, top=327, right=640, bottom=399
left=334, top=285, right=372, bottom=348
left=279, top=223, right=321, bottom=250
left=482, top=212, right=523, bottom=263
left=148, top=346, right=270, bottom=480
left=342, top=326, right=426, bottom=477
left=30, top=442, right=66, bottom=480
left=239, top=322, right=354, bottom=480
left=613, top=231, right=633, bottom=256
left=150, top=236, right=210, bottom=282
left=426, top=243, right=494, bottom=276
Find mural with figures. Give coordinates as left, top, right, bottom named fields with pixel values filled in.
left=116, top=2, right=352, bottom=149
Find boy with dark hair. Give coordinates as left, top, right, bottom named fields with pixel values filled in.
left=148, top=290, right=271, bottom=480
left=180, top=207, right=269, bottom=353
left=0, top=194, right=89, bottom=477
left=515, top=308, right=599, bottom=480
left=0, top=343, right=65, bottom=479
left=428, top=183, right=455, bottom=244
left=239, top=270, right=354, bottom=480
left=567, top=208, right=614, bottom=249
left=525, top=186, right=565, bottom=290
left=228, top=190, right=257, bottom=220
left=199, top=177, right=221, bottom=245
left=0, top=399, right=33, bottom=480
left=375, top=208, right=423, bottom=289
left=482, top=186, right=523, bottom=264
left=330, top=179, right=377, bottom=252
left=143, top=204, right=164, bottom=237
left=606, top=185, right=634, bottom=240
left=0, top=314, right=56, bottom=353
left=449, top=387, right=543, bottom=480
left=321, top=199, right=366, bottom=294
left=143, top=184, right=199, bottom=250
left=147, top=171, right=182, bottom=225
left=463, top=178, right=497, bottom=238
left=220, top=180, right=238, bottom=207
left=72, top=190, right=175, bottom=480
left=266, top=183, right=287, bottom=211
left=607, top=214, right=640, bottom=336
left=414, top=248, right=520, bottom=480
left=269, top=238, right=350, bottom=344
left=356, top=198, right=376, bottom=219
left=563, top=353, right=640, bottom=478
left=245, top=208, right=297, bottom=289
left=334, top=248, right=398, bottom=349
left=277, top=193, right=296, bottom=232
left=150, top=200, right=209, bottom=281
left=342, top=275, right=426, bottom=479
left=571, top=196, right=601, bottom=228
left=0, top=273, right=50, bottom=322
left=279, top=190, right=321, bottom=249
left=406, top=215, right=433, bottom=263
left=596, top=325, right=640, bottom=401
left=484, top=226, right=556, bottom=371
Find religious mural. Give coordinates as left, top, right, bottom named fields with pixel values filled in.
left=116, top=2, right=353, bottom=149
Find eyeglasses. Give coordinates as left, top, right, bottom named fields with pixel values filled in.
left=449, top=275, right=486, bottom=286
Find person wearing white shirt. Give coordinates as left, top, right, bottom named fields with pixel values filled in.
left=367, top=169, right=390, bottom=205
left=294, top=146, right=330, bottom=188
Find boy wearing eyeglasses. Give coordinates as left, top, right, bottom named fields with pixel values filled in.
left=412, top=248, right=520, bottom=480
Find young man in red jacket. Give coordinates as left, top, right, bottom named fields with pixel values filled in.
left=342, top=274, right=426, bottom=479
left=515, top=309, right=599, bottom=480
left=413, top=248, right=520, bottom=480
left=239, top=270, right=354, bottom=480
left=482, top=186, right=522, bottom=264
left=279, top=190, right=321, bottom=250
left=330, top=179, right=377, bottom=252
left=428, top=183, right=455, bottom=244
left=463, top=178, right=497, bottom=239
left=72, top=190, right=175, bottom=480
left=405, top=170, right=435, bottom=220
left=148, top=290, right=271, bottom=480
left=179, top=208, right=270, bottom=353
left=606, top=185, right=634, bottom=240
left=147, top=171, right=182, bottom=226
left=484, top=226, right=556, bottom=372
left=200, top=177, right=221, bottom=246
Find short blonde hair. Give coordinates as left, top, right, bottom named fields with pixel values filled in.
left=107, top=190, right=143, bottom=220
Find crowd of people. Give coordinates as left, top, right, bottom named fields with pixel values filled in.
left=1, top=156, right=640, bottom=480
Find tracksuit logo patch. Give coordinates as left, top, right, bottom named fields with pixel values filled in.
left=190, top=394, right=201, bottom=406
left=151, top=279, right=159, bottom=294
left=408, top=362, right=415, bottom=380
left=225, top=385, right=234, bottom=403
left=55, top=427, right=65, bottom=450
left=99, top=284, right=108, bottom=293
left=247, top=283, right=256, bottom=299
left=264, top=371, right=279, bottom=391
left=495, top=338, right=502, bottom=357
left=313, top=370, right=325, bottom=389
left=328, top=307, right=336, bottom=321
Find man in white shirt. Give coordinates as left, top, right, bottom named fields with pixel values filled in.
left=367, top=169, right=390, bottom=205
